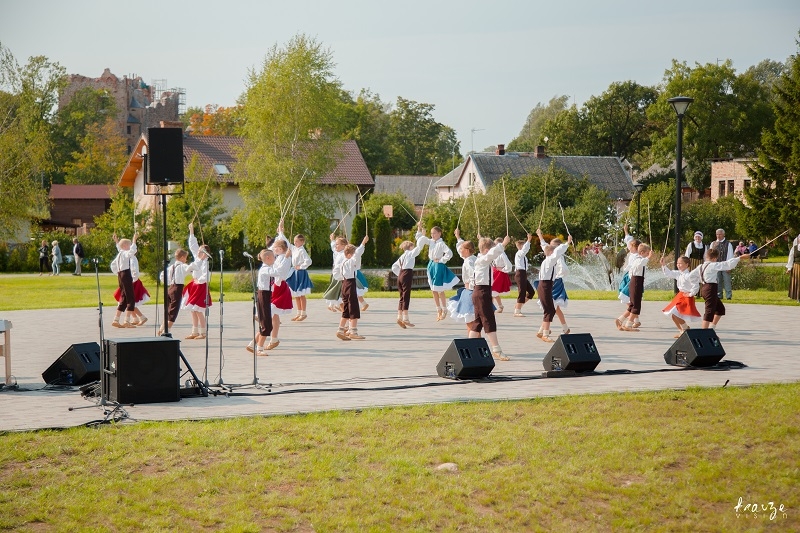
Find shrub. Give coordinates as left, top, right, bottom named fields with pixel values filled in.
left=230, top=268, right=255, bottom=293
left=731, top=264, right=787, bottom=291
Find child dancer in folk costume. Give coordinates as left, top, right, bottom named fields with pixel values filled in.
left=447, top=229, right=477, bottom=329
left=113, top=254, right=150, bottom=326
left=323, top=234, right=348, bottom=312
left=110, top=233, right=139, bottom=328
left=335, top=236, right=369, bottom=341
left=685, top=231, right=708, bottom=271
left=158, top=248, right=189, bottom=335
left=491, top=237, right=514, bottom=313
left=512, top=234, right=535, bottom=317
left=182, top=223, right=212, bottom=340
left=276, top=224, right=313, bottom=321
left=698, top=248, right=748, bottom=329
left=247, top=248, right=291, bottom=355
left=536, top=236, right=572, bottom=342
left=416, top=224, right=460, bottom=321
left=616, top=243, right=652, bottom=332
left=536, top=229, right=572, bottom=334
left=356, top=270, right=370, bottom=311
left=786, top=233, right=800, bottom=303
left=391, top=238, right=423, bottom=328
left=660, top=255, right=702, bottom=337
left=469, top=235, right=512, bottom=360
left=264, top=238, right=295, bottom=350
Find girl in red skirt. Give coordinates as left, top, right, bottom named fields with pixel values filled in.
left=113, top=255, right=150, bottom=326
left=660, top=256, right=701, bottom=337
left=264, top=239, right=294, bottom=350
left=182, top=224, right=212, bottom=340
left=491, top=237, right=513, bottom=313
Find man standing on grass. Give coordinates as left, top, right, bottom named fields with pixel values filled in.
left=72, top=237, right=84, bottom=276
left=711, top=229, right=734, bottom=300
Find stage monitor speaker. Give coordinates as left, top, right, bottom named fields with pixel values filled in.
left=436, top=338, right=495, bottom=379
left=42, top=342, right=101, bottom=385
left=103, top=337, right=180, bottom=404
left=664, top=329, right=726, bottom=368
left=146, top=127, right=184, bottom=185
left=542, top=333, right=601, bottom=373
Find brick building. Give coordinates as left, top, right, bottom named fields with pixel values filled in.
left=46, top=184, right=116, bottom=235
left=58, top=69, right=183, bottom=155
left=710, top=158, right=753, bottom=204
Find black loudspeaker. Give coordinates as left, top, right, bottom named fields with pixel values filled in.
left=436, top=338, right=495, bottom=379
left=103, top=337, right=180, bottom=404
left=146, top=127, right=184, bottom=185
left=542, top=333, right=601, bottom=373
left=42, top=342, right=101, bottom=385
left=664, top=329, right=726, bottom=367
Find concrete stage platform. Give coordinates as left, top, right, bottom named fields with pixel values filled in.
left=1, top=298, right=797, bottom=431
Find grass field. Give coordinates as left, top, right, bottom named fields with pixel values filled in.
left=1, top=383, right=797, bottom=531
left=1, top=272, right=797, bottom=311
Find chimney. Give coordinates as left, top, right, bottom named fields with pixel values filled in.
left=534, top=145, right=547, bottom=158
left=495, top=144, right=505, bottom=156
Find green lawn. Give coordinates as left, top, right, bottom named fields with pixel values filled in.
left=1, top=383, right=797, bottom=531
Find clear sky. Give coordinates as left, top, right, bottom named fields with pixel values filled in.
left=2, top=0, right=798, bottom=157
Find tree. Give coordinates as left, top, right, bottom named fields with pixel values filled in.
left=0, top=43, right=65, bottom=240
left=373, top=214, right=392, bottom=266
left=744, top=40, right=800, bottom=236
left=187, top=104, right=245, bottom=136
left=362, top=192, right=417, bottom=231
left=508, top=95, right=569, bottom=152
left=647, top=60, right=774, bottom=191
left=540, top=82, right=658, bottom=164
left=237, top=34, right=343, bottom=251
left=62, top=118, right=127, bottom=184
left=350, top=212, right=374, bottom=266
left=387, top=97, right=442, bottom=175
left=339, top=89, right=392, bottom=175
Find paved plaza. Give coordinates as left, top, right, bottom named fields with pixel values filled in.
left=1, top=297, right=798, bottom=432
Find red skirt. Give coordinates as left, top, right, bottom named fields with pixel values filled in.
left=491, top=267, right=512, bottom=296
left=271, top=281, right=293, bottom=315
left=662, top=292, right=701, bottom=322
left=114, top=279, right=150, bottom=306
left=181, top=280, right=212, bottom=311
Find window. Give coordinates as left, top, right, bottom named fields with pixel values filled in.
left=744, top=179, right=751, bottom=190
left=727, top=180, right=735, bottom=195
left=718, top=181, right=726, bottom=198
left=213, top=164, right=230, bottom=176
left=72, top=218, right=82, bottom=226
left=126, top=125, right=131, bottom=134
left=468, top=173, right=476, bottom=188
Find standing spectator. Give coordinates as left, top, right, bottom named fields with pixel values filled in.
left=72, top=237, right=84, bottom=276
left=51, top=240, right=62, bottom=276
left=786, top=233, right=800, bottom=303
left=710, top=229, right=734, bottom=300
left=38, top=239, right=50, bottom=276
left=734, top=241, right=748, bottom=257
left=685, top=231, right=708, bottom=271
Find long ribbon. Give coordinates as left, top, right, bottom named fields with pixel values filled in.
left=662, top=204, right=672, bottom=259
left=502, top=176, right=509, bottom=236
left=752, top=230, right=790, bottom=255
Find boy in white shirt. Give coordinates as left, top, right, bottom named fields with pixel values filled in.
left=616, top=243, right=651, bottom=332
left=391, top=238, right=423, bottom=328
left=698, top=248, right=748, bottom=329
left=512, top=234, right=534, bottom=317
left=536, top=235, right=572, bottom=342
left=158, top=248, right=189, bottom=335
left=335, top=236, right=369, bottom=340
left=469, top=235, right=512, bottom=361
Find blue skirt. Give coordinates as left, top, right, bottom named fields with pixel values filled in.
left=618, top=272, right=631, bottom=304
left=356, top=270, right=368, bottom=297
left=287, top=269, right=313, bottom=297
left=427, top=261, right=460, bottom=291
left=533, top=278, right=569, bottom=309
left=447, top=287, right=475, bottom=323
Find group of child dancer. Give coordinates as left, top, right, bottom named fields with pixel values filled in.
left=615, top=225, right=750, bottom=337
left=109, top=219, right=754, bottom=362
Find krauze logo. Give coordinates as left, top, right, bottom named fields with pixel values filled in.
left=735, top=497, right=788, bottom=521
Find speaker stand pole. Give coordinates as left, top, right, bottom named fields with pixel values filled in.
left=248, top=255, right=268, bottom=388
left=213, top=249, right=232, bottom=392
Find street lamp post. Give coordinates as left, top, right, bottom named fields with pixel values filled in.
left=633, top=182, right=644, bottom=237
left=667, top=95, right=694, bottom=291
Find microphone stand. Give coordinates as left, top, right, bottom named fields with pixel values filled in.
left=202, top=255, right=212, bottom=388
left=214, top=249, right=229, bottom=390
left=246, top=253, right=261, bottom=386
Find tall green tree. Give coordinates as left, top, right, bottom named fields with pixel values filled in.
left=0, top=43, right=65, bottom=240
left=339, top=89, right=392, bottom=175
left=744, top=40, right=800, bottom=236
left=647, top=59, right=774, bottom=191
left=387, top=97, right=442, bottom=175
left=541, top=81, right=658, bottom=164
left=62, top=118, right=127, bottom=184
left=508, top=95, right=569, bottom=152
left=237, top=34, right=342, bottom=251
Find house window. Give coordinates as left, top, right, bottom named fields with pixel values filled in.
left=127, top=125, right=131, bottom=134
left=718, top=181, right=725, bottom=198
left=744, top=179, right=751, bottom=191
left=727, top=180, right=735, bottom=195
left=468, top=173, right=476, bottom=188
left=72, top=218, right=82, bottom=226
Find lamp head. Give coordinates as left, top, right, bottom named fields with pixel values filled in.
left=667, top=96, right=694, bottom=117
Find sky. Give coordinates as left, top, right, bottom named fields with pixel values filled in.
left=2, top=0, right=798, bottom=157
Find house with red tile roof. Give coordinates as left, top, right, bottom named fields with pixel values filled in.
left=118, top=130, right=373, bottom=236
left=45, top=184, right=116, bottom=234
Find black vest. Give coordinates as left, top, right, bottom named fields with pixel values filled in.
left=714, top=239, right=730, bottom=261
left=688, top=242, right=706, bottom=260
